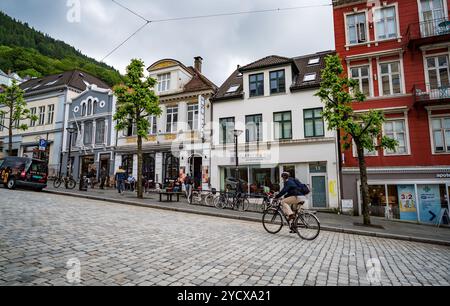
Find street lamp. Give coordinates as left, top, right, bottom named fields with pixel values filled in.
left=233, top=129, right=243, bottom=192
left=66, top=127, right=76, bottom=177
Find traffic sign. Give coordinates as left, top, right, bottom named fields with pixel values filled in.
left=39, top=139, right=47, bottom=151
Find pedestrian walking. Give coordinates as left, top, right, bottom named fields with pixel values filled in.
left=115, top=167, right=126, bottom=195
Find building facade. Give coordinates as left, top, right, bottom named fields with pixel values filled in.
left=211, top=52, right=340, bottom=209
left=61, top=85, right=116, bottom=180
left=114, top=57, right=217, bottom=188
left=0, top=70, right=110, bottom=176
left=333, top=0, right=450, bottom=222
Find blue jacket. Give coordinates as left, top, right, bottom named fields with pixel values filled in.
left=276, top=178, right=303, bottom=198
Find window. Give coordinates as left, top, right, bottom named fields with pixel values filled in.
left=30, top=107, right=36, bottom=127
left=350, top=66, right=371, bottom=96
left=380, top=61, right=402, bottom=95
left=270, top=70, right=286, bottom=94
left=346, top=12, right=367, bottom=44
left=375, top=6, right=398, bottom=40
left=121, top=154, right=134, bottom=176
left=47, top=104, right=54, bottom=124
left=249, top=73, right=264, bottom=97
left=246, top=114, right=263, bottom=142
left=158, top=73, right=171, bottom=92
left=0, top=113, right=4, bottom=132
left=95, top=119, right=105, bottom=145
left=353, top=138, right=378, bottom=156
left=187, top=104, right=199, bottom=130
left=303, top=73, right=317, bottom=82
left=87, top=99, right=93, bottom=116
left=308, top=58, right=320, bottom=65
left=274, top=111, right=292, bottom=140
left=123, top=118, right=136, bottom=137
left=304, top=108, right=324, bottom=138
left=81, top=103, right=87, bottom=117
left=384, top=119, right=408, bottom=155
left=38, top=106, right=45, bottom=125
left=426, top=55, right=450, bottom=89
left=420, top=0, right=446, bottom=37
left=431, top=117, right=450, bottom=153
left=226, top=85, right=240, bottom=93
left=149, top=115, right=157, bottom=135
left=219, top=117, right=235, bottom=144
left=84, top=121, right=93, bottom=145
left=166, top=106, right=178, bottom=133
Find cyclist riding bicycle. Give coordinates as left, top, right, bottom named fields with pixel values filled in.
left=275, top=172, right=309, bottom=221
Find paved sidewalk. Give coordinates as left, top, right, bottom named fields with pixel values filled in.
left=43, top=186, right=450, bottom=246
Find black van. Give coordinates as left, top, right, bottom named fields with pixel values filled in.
left=0, top=157, right=48, bottom=191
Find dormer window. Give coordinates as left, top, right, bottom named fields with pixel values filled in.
left=157, top=73, right=171, bottom=92
left=270, top=70, right=286, bottom=94
left=308, top=58, right=320, bottom=65
left=303, top=73, right=317, bottom=82
left=249, top=73, right=264, bottom=97
left=226, top=85, right=240, bottom=94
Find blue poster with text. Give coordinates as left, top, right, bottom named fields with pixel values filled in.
left=418, top=185, right=442, bottom=224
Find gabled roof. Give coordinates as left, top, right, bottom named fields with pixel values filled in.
left=239, top=55, right=293, bottom=72
left=184, top=67, right=217, bottom=93
left=20, top=70, right=110, bottom=95
left=212, top=50, right=336, bottom=101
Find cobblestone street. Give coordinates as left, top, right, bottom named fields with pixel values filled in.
left=0, top=189, right=449, bottom=286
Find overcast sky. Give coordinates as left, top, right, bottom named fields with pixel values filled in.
left=0, top=0, right=335, bottom=86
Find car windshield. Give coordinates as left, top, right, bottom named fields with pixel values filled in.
left=0, top=159, right=4, bottom=168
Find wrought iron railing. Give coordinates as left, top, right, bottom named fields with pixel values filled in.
left=414, top=83, right=450, bottom=102
left=407, top=17, right=450, bottom=41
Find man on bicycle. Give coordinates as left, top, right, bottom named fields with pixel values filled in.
left=275, top=172, right=307, bottom=221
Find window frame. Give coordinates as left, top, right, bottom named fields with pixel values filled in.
left=303, top=108, right=325, bottom=138
left=157, top=73, right=171, bottom=92
left=47, top=104, right=55, bottom=125
left=166, top=106, right=178, bottom=133
left=95, top=119, right=106, bottom=145
left=373, top=4, right=401, bottom=41
left=149, top=115, right=157, bottom=135
left=38, top=106, right=45, bottom=126
left=429, top=115, right=450, bottom=154
left=30, top=107, right=36, bottom=127
left=424, top=53, right=450, bottom=90
left=83, top=121, right=93, bottom=146
left=273, top=111, right=293, bottom=141
left=187, top=104, right=199, bottom=131
left=378, top=60, right=404, bottom=96
left=383, top=118, right=410, bottom=156
left=245, top=114, right=263, bottom=143
left=349, top=64, right=373, bottom=97
left=249, top=73, right=265, bottom=97
left=269, top=70, right=286, bottom=94
left=219, top=117, right=235, bottom=144
left=344, top=10, right=370, bottom=46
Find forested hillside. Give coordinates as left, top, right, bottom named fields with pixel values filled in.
left=0, top=11, right=122, bottom=85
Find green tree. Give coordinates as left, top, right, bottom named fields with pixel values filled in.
left=0, top=80, right=38, bottom=156
left=316, top=55, right=397, bottom=225
left=113, top=59, right=161, bottom=199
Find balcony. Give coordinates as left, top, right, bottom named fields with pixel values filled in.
left=407, top=17, right=450, bottom=49
left=414, top=83, right=450, bottom=106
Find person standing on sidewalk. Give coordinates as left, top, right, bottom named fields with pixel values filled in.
left=115, top=167, right=126, bottom=195
left=184, top=174, right=193, bottom=203
left=100, top=167, right=107, bottom=190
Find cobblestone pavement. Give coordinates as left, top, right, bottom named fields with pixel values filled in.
left=1, top=189, right=449, bottom=286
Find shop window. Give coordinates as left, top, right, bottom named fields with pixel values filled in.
left=368, top=185, right=387, bottom=217
left=121, top=154, right=134, bottom=176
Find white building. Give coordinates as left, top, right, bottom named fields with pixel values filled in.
left=114, top=57, right=217, bottom=188
left=210, top=51, right=340, bottom=209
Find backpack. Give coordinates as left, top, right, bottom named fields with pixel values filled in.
left=293, top=178, right=310, bottom=195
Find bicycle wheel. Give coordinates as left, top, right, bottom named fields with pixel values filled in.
left=262, top=209, right=283, bottom=234
left=295, top=212, right=320, bottom=241
left=215, top=194, right=225, bottom=209
left=239, top=197, right=250, bottom=212
left=53, top=178, right=62, bottom=188
left=205, top=194, right=215, bottom=207
left=66, top=178, right=77, bottom=190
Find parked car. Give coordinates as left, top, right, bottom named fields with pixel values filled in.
left=0, top=157, right=48, bottom=191
left=225, top=177, right=248, bottom=191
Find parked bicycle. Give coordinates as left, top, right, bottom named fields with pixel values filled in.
left=262, top=196, right=320, bottom=240
left=53, top=175, right=77, bottom=190
left=189, top=189, right=218, bottom=207
left=215, top=191, right=250, bottom=211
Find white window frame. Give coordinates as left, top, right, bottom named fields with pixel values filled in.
left=348, top=64, right=374, bottom=97
left=47, top=104, right=54, bottom=125
left=352, top=138, right=379, bottom=157
left=166, top=106, right=178, bottom=133
left=423, top=52, right=450, bottom=91
left=378, top=59, right=405, bottom=96
left=158, top=73, right=171, bottom=92
left=344, top=9, right=370, bottom=46
left=383, top=117, right=411, bottom=156
left=417, top=0, right=449, bottom=24
left=38, top=106, right=45, bottom=126
left=187, top=104, right=199, bottom=131
left=95, top=119, right=106, bottom=145
left=149, top=115, right=157, bottom=135
left=429, top=114, right=450, bottom=154
left=30, top=107, right=36, bottom=127
left=373, top=3, right=401, bottom=42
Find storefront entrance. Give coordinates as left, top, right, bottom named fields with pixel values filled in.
left=310, top=163, right=328, bottom=208
left=143, top=153, right=155, bottom=182
left=80, top=155, right=95, bottom=178
left=99, top=154, right=111, bottom=179
left=188, top=154, right=202, bottom=189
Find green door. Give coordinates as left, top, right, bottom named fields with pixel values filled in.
left=312, top=175, right=327, bottom=208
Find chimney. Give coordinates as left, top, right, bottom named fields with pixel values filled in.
left=194, top=56, right=203, bottom=73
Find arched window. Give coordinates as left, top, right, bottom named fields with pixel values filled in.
left=92, top=100, right=97, bottom=115
left=87, top=99, right=93, bottom=116
left=81, top=103, right=87, bottom=117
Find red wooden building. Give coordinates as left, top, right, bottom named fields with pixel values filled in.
left=333, top=0, right=450, bottom=223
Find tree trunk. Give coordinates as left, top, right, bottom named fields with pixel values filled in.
left=137, top=135, right=143, bottom=199
left=8, top=106, right=13, bottom=156
left=355, top=140, right=371, bottom=225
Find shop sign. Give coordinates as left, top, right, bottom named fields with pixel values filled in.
left=397, top=185, right=418, bottom=221
left=418, top=184, right=442, bottom=224
left=436, top=173, right=450, bottom=178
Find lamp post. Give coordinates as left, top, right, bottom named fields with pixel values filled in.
left=66, top=127, right=76, bottom=177
left=233, top=129, right=243, bottom=192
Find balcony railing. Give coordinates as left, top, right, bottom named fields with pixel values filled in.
left=414, top=83, right=450, bottom=103
left=407, top=17, right=450, bottom=47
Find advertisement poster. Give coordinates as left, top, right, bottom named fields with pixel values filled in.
left=202, top=166, right=209, bottom=191
left=418, top=184, right=442, bottom=224
left=397, top=185, right=418, bottom=221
